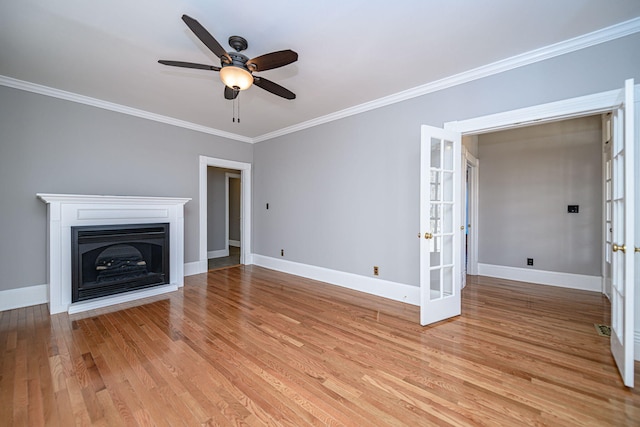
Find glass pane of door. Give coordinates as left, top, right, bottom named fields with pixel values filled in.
left=429, top=134, right=456, bottom=301
left=420, top=125, right=462, bottom=326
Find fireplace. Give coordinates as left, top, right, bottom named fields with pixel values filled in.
left=72, top=223, right=170, bottom=302
left=37, top=194, right=190, bottom=315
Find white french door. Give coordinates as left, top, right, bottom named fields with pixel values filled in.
left=420, top=125, right=462, bottom=326
left=610, top=79, right=635, bottom=388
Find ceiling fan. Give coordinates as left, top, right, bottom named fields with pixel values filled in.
left=159, top=14, right=297, bottom=100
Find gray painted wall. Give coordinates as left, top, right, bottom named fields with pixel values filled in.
left=252, top=33, right=640, bottom=287
left=477, top=116, right=602, bottom=276
left=0, top=86, right=252, bottom=292
left=1, top=32, right=639, bottom=297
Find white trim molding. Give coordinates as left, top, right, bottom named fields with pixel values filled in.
left=199, top=156, right=252, bottom=276
left=635, top=331, right=640, bottom=362
left=445, top=88, right=624, bottom=135
left=477, top=264, right=601, bottom=292
left=184, top=261, right=205, bottom=277
left=253, top=17, right=640, bottom=142
left=3, top=17, right=639, bottom=144
left=208, top=249, right=229, bottom=259
left=0, top=76, right=252, bottom=144
left=225, top=172, right=241, bottom=252
left=0, top=284, right=48, bottom=312
left=253, top=254, right=420, bottom=306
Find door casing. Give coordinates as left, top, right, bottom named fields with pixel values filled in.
left=199, top=156, right=252, bottom=273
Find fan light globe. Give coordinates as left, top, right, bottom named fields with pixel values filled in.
left=220, top=66, right=253, bottom=90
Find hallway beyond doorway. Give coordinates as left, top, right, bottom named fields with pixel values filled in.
left=208, top=246, right=241, bottom=270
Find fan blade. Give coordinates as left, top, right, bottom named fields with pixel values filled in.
left=158, top=60, right=220, bottom=71
left=181, top=14, right=231, bottom=64
left=246, top=50, right=298, bottom=72
left=224, top=86, right=239, bottom=100
left=253, top=76, right=296, bottom=100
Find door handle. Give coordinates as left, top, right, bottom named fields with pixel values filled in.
left=424, top=232, right=433, bottom=240
left=635, top=246, right=640, bottom=253
left=612, top=243, right=626, bottom=253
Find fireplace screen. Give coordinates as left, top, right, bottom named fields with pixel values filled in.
left=71, top=223, right=169, bottom=302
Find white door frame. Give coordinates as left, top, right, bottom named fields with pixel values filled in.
left=225, top=173, right=241, bottom=250
left=199, top=156, right=252, bottom=273
left=444, top=88, right=624, bottom=135
left=464, top=150, right=479, bottom=277
left=445, top=88, right=625, bottom=281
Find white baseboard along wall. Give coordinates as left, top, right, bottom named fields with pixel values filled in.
left=477, top=263, right=602, bottom=292
left=2, top=258, right=637, bottom=362
left=251, top=254, right=420, bottom=306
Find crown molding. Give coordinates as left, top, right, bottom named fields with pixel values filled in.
left=2, top=17, right=639, bottom=144
left=0, top=75, right=253, bottom=144
left=253, top=16, right=640, bottom=143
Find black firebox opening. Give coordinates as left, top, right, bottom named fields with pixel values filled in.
left=71, top=223, right=170, bottom=303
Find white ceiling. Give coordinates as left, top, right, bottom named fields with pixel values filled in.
left=1, top=0, right=640, bottom=141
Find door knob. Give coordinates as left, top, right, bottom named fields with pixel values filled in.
left=635, top=246, right=640, bottom=253
left=612, top=243, right=626, bottom=253
left=424, top=232, right=433, bottom=240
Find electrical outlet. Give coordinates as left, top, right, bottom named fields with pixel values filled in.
left=373, top=266, right=379, bottom=276
left=280, top=249, right=284, bottom=257
left=527, top=258, right=534, bottom=266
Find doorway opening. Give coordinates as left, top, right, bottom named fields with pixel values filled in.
left=445, top=87, right=624, bottom=293
left=207, top=168, right=242, bottom=270
left=464, top=115, right=604, bottom=291
left=198, top=156, right=252, bottom=274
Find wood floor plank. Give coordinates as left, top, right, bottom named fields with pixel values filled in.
left=2, top=267, right=640, bottom=426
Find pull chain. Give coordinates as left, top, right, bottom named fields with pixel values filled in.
left=232, top=87, right=240, bottom=123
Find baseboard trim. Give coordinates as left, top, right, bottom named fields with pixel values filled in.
left=252, top=254, right=419, bottom=306
left=184, top=260, right=207, bottom=276
left=477, top=263, right=601, bottom=292
left=208, top=249, right=229, bottom=259
left=0, top=284, right=48, bottom=311
left=229, top=240, right=240, bottom=247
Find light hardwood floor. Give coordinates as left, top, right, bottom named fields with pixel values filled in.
left=1, top=266, right=639, bottom=426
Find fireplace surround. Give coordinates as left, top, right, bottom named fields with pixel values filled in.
left=38, top=194, right=190, bottom=314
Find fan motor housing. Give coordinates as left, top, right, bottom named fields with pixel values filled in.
left=222, top=52, right=251, bottom=72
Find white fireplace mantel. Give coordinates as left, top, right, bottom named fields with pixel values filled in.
left=37, top=193, right=191, bottom=314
